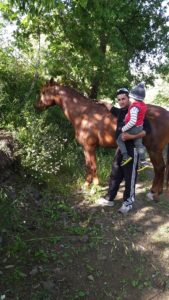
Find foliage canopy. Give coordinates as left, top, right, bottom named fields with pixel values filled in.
left=1, top=0, right=169, bottom=98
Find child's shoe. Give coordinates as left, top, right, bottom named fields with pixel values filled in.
left=121, top=156, right=132, bottom=166
left=137, top=161, right=153, bottom=172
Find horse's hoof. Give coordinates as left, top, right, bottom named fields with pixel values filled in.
left=93, top=177, right=99, bottom=185
left=146, top=191, right=155, bottom=201
left=84, top=181, right=90, bottom=187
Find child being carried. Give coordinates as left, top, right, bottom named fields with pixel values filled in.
left=117, top=82, right=152, bottom=172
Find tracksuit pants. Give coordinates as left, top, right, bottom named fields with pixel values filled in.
left=108, top=147, right=139, bottom=204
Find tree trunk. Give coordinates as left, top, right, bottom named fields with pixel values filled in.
left=90, top=77, right=100, bottom=99
left=89, top=34, right=107, bottom=99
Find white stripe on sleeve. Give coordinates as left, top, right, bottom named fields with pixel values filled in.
left=122, top=107, right=139, bottom=132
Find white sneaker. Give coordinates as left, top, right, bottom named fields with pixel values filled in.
left=146, top=191, right=155, bottom=201
left=118, top=201, right=133, bottom=214
left=97, top=197, right=115, bottom=207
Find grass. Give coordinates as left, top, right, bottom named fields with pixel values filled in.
left=1, top=147, right=169, bottom=299
left=0, top=175, right=106, bottom=299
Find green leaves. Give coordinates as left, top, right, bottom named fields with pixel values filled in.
left=1, top=0, right=169, bottom=98
left=79, top=0, right=88, bottom=9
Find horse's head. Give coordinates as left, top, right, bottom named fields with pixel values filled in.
left=35, top=78, right=61, bottom=111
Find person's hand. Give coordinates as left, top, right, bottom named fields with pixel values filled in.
left=99, top=101, right=113, bottom=111
left=121, top=130, right=146, bottom=141
left=121, top=132, right=134, bottom=141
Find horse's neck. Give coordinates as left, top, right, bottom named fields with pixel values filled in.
left=59, top=91, right=88, bottom=123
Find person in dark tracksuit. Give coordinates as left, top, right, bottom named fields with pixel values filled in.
left=98, top=88, right=151, bottom=214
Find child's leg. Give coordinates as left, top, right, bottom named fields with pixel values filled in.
left=126, top=126, right=144, bottom=159
left=126, top=126, right=152, bottom=171
left=116, top=134, right=128, bottom=159
left=117, top=134, right=132, bottom=166
left=136, top=140, right=153, bottom=171
left=134, top=138, right=145, bottom=161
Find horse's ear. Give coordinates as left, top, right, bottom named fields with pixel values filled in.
left=49, top=77, right=55, bottom=85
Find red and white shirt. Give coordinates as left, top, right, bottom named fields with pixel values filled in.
left=122, top=101, right=147, bottom=132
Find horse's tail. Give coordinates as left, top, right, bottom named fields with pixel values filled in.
left=166, top=144, right=169, bottom=191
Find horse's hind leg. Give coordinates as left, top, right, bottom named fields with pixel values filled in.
left=84, top=147, right=98, bottom=186
left=148, top=150, right=165, bottom=196
left=166, top=144, right=169, bottom=194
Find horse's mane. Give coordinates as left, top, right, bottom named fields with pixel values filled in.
left=63, top=86, right=111, bottom=111
left=44, top=79, right=111, bottom=112
left=46, top=80, right=109, bottom=106
left=63, top=85, right=91, bottom=101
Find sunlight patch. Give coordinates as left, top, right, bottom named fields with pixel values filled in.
left=132, top=206, right=155, bottom=221
left=152, top=221, right=169, bottom=242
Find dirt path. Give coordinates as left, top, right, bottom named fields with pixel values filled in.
left=73, top=184, right=169, bottom=300
left=0, top=174, right=169, bottom=300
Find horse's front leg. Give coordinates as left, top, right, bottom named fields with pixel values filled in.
left=148, top=150, right=165, bottom=196
left=83, top=147, right=99, bottom=186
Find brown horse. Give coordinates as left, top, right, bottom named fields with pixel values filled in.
left=36, top=79, right=169, bottom=198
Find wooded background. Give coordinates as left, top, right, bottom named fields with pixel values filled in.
left=0, top=0, right=169, bottom=185
left=1, top=3, right=169, bottom=299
